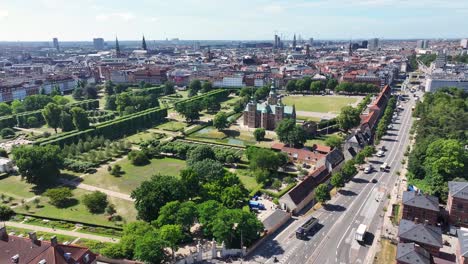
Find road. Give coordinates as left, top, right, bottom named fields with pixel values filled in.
left=246, top=93, right=418, bottom=264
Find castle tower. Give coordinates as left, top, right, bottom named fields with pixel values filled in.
left=244, top=100, right=257, bottom=127
left=261, top=106, right=269, bottom=129
left=267, top=85, right=278, bottom=105
left=275, top=99, right=284, bottom=128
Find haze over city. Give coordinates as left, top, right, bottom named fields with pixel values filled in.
left=1, top=0, right=468, bottom=41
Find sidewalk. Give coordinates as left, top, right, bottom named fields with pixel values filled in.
left=5, top=221, right=119, bottom=243
left=59, top=178, right=133, bottom=201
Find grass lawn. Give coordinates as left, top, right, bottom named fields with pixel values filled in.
left=83, top=157, right=186, bottom=194
left=296, top=116, right=322, bottom=122
left=0, top=175, right=37, bottom=201
left=126, top=131, right=164, bottom=144
left=282, top=95, right=359, bottom=113
left=235, top=168, right=262, bottom=191
left=374, top=239, right=397, bottom=264
left=156, top=120, right=187, bottom=132
left=15, top=188, right=131, bottom=227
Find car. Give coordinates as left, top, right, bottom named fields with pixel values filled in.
left=376, top=150, right=385, bottom=157
left=388, top=124, right=393, bottom=129
left=371, top=179, right=378, bottom=183
left=364, top=165, right=373, bottom=174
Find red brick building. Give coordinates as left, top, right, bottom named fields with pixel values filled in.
left=396, top=242, right=433, bottom=264
left=402, top=191, right=439, bottom=226
left=456, top=228, right=468, bottom=264
left=447, top=181, right=468, bottom=227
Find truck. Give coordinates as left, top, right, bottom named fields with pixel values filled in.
left=249, top=201, right=266, bottom=210
left=380, top=162, right=389, bottom=172
left=355, top=224, right=367, bottom=243
left=296, top=217, right=319, bottom=239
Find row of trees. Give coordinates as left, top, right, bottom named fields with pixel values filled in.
left=174, top=90, right=229, bottom=122
left=246, top=147, right=288, bottom=185
left=285, top=77, right=338, bottom=93
left=43, top=103, right=89, bottom=133
left=408, top=88, right=467, bottom=201
left=187, top=79, right=214, bottom=97
left=334, top=82, right=380, bottom=94
left=158, top=141, right=241, bottom=164
left=375, top=97, right=397, bottom=140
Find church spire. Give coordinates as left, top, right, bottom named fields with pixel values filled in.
left=115, top=37, right=121, bottom=57
left=292, top=34, right=297, bottom=49
left=142, top=35, right=147, bottom=50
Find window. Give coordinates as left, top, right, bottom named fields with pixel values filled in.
left=457, top=203, right=464, bottom=212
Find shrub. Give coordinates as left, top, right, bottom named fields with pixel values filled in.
left=128, top=150, right=149, bottom=166
left=0, top=205, right=14, bottom=220
left=110, top=164, right=123, bottom=176
left=82, top=191, right=108, bottom=214
left=44, top=187, right=73, bottom=208
left=0, top=128, right=15, bottom=138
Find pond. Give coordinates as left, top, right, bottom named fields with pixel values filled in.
left=226, top=138, right=245, bottom=146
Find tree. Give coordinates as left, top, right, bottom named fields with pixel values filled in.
left=175, top=101, right=202, bottom=122
left=42, top=103, right=62, bottom=133
left=197, top=200, right=224, bottom=235
left=246, top=147, right=285, bottom=172
left=330, top=173, right=344, bottom=188
left=275, top=118, right=307, bottom=147
left=189, top=79, right=202, bottom=93
left=221, top=185, right=248, bottom=209
left=315, top=183, right=330, bottom=203
left=180, top=168, right=202, bottom=198
left=0, top=205, right=14, bottom=221
left=211, top=208, right=263, bottom=247
left=105, top=81, right=115, bottom=95
left=189, top=159, right=225, bottom=183
left=26, top=116, right=39, bottom=128
left=0, top=103, right=12, bottom=116
left=128, top=150, right=149, bottom=166
left=131, top=175, right=186, bottom=222
left=337, top=106, right=360, bottom=131
left=70, top=107, right=89, bottom=130
left=286, top=80, right=297, bottom=92
left=12, top=145, right=63, bottom=185
left=11, top=100, right=25, bottom=114
left=52, top=95, right=69, bottom=105
left=163, top=81, right=175, bottom=95
left=324, top=135, right=343, bottom=149
left=82, top=191, right=108, bottom=214
left=187, top=145, right=216, bottom=165
left=201, top=81, right=213, bottom=93
left=134, top=231, right=168, bottom=264
left=309, top=81, right=323, bottom=94
left=326, top=78, right=338, bottom=90
left=158, top=224, right=184, bottom=259
left=253, top=128, right=266, bottom=141
left=0, top=148, right=8, bottom=158
left=44, top=187, right=73, bottom=208
left=341, top=160, right=357, bottom=180
left=0, top=128, right=15, bottom=139
left=271, top=179, right=282, bottom=190
left=110, top=164, right=123, bottom=176
left=23, top=95, right=53, bottom=111
left=72, top=87, right=84, bottom=100
left=60, top=111, right=74, bottom=132
left=84, top=85, right=98, bottom=99
left=213, top=112, right=228, bottom=130
left=155, top=201, right=197, bottom=232
left=50, top=85, right=62, bottom=96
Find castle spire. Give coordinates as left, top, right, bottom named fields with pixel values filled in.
left=142, top=35, right=147, bottom=50
left=115, top=37, right=121, bottom=57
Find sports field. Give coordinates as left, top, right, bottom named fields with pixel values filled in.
left=282, top=95, right=359, bottom=113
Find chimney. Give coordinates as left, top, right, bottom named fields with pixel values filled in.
left=414, top=217, right=419, bottom=224
left=0, top=226, right=7, bottom=241
left=51, top=235, right=58, bottom=246
left=28, top=232, right=39, bottom=246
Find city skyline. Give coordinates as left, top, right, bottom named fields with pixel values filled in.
left=0, top=0, right=467, bottom=41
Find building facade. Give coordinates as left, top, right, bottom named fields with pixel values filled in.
left=447, top=181, right=468, bottom=227
left=402, top=191, right=439, bottom=226
left=243, top=87, right=295, bottom=130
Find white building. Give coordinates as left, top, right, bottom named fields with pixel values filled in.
left=0, top=158, right=14, bottom=173
left=461, top=39, right=468, bottom=49
left=425, top=75, right=468, bottom=92
left=368, top=38, right=380, bottom=51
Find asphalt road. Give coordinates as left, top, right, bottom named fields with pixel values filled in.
left=246, top=93, right=418, bottom=264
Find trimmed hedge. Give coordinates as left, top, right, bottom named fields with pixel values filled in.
left=68, top=99, right=100, bottom=111
left=131, top=86, right=165, bottom=97
left=173, top=89, right=230, bottom=108
left=36, top=107, right=167, bottom=146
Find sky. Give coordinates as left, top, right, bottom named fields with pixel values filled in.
left=0, top=0, right=467, bottom=41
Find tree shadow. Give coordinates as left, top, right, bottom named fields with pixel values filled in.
left=58, top=198, right=79, bottom=208
left=368, top=160, right=384, bottom=165
left=381, top=138, right=398, bottom=142
left=223, top=129, right=241, bottom=138
left=386, top=133, right=398, bottom=137
left=245, top=219, right=292, bottom=260
left=323, top=203, right=346, bottom=212
left=338, top=189, right=357, bottom=196
left=351, top=178, right=369, bottom=184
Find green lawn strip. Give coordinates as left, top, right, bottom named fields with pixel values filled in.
left=235, top=169, right=262, bottom=191
left=156, top=120, right=187, bottom=132
left=22, top=216, right=76, bottom=231
left=77, top=226, right=122, bottom=238
left=5, top=225, right=77, bottom=243
left=82, top=157, right=186, bottom=194
left=296, top=116, right=322, bottom=122
left=126, top=131, right=165, bottom=144
left=75, top=238, right=112, bottom=254
left=14, top=188, right=125, bottom=228
left=282, top=95, right=359, bottom=113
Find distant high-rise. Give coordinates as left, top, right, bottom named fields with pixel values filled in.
left=274, top=34, right=279, bottom=49
left=292, top=34, right=297, bottom=49
left=361, top=40, right=368, bottom=49
left=416, top=40, right=429, bottom=49
left=142, top=35, right=147, bottom=50
left=309, top=38, right=314, bottom=46
left=460, top=39, right=468, bottom=49
left=93, top=38, right=105, bottom=50
left=53, top=38, right=60, bottom=51
left=368, top=38, right=379, bottom=51
left=115, top=37, right=121, bottom=57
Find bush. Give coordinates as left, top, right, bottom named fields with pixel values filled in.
left=128, top=150, right=149, bottom=166
left=110, top=164, right=123, bottom=176
left=82, top=191, right=108, bottom=214
left=0, top=205, right=14, bottom=220
left=0, top=128, right=15, bottom=138
left=44, top=187, right=73, bottom=208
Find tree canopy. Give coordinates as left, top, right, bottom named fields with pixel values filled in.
left=275, top=118, right=307, bottom=147
left=337, top=106, right=361, bottom=131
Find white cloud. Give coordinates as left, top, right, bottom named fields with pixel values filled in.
left=263, top=4, right=284, bottom=14
left=0, top=10, right=9, bottom=19
left=96, top=12, right=135, bottom=22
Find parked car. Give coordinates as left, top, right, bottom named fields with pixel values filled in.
left=376, top=150, right=385, bottom=157
left=364, top=165, right=373, bottom=174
